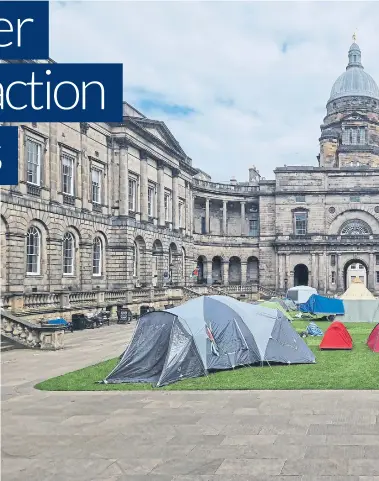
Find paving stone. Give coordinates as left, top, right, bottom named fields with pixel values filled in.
left=308, top=424, right=379, bottom=435
left=216, top=458, right=285, bottom=476
left=171, top=476, right=302, bottom=481
left=326, top=435, right=379, bottom=446
left=364, top=446, right=379, bottom=458
left=167, top=434, right=225, bottom=445
left=304, top=445, right=365, bottom=459
left=221, top=435, right=277, bottom=445
left=282, top=459, right=349, bottom=476
left=349, top=460, right=379, bottom=476
left=274, top=434, right=326, bottom=445
left=151, top=457, right=223, bottom=475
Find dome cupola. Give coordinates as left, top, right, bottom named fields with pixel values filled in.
left=328, top=38, right=379, bottom=103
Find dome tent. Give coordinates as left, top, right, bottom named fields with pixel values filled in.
left=367, top=323, right=379, bottom=353
left=320, top=321, right=353, bottom=350
left=340, top=277, right=375, bottom=300
left=104, top=295, right=315, bottom=387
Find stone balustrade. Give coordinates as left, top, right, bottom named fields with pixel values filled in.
left=1, top=309, right=65, bottom=350
left=193, top=178, right=259, bottom=194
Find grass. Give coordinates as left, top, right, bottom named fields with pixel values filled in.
left=35, top=321, right=378, bottom=391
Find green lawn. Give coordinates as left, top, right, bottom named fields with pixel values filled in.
left=35, top=322, right=378, bottom=391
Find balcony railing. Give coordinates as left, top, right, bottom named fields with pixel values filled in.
left=193, top=179, right=259, bottom=194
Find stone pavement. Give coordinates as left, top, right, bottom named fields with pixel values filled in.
left=1, top=324, right=379, bottom=481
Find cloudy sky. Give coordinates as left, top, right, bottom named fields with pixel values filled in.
left=50, top=1, right=379, bottom=181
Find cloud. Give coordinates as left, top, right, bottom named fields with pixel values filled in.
left=49, top=1, right=379, bottom=181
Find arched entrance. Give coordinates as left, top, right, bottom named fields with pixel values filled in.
left=212, top=256, right=222, bottom=284
left=294, top=264, right=309, bottom=286
left=229, top=256, right=241, bottom=285
left=344, top=259, right=368, bottom=290
left=196, top=255, right=207, bottom=284
left=247, top=256, right=259, bottom=284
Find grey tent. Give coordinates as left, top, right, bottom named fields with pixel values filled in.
left=104, top=295, right=315, bottom=387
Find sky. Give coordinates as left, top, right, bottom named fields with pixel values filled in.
left=50, top=1, right=379, bottom=182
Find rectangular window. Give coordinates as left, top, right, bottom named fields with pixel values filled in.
left=331, top=271, right=336, bottom=284
left=249, top=219, right=259, bottom=236
left=295, top=195, right=305, bottom=203
left=128, top=178, right=137, bottom=212
left=376, top=271, right=379, bottom=283
left=62, top=154, right=75, bottom=195
left=148, top=186, right=154, bottom=217
left=26, top=139, right=41, bottom=185
left=164, top=192, right=171, bottom=222
left=350, top=196, right=360, bottom=202
left=294, top=212, right=307, bottom=235
left=201, top=216, right=206, bottom=234
left=376, top=255, right=379, bottom=266
left=331, top=254, right=336, bottom=267
left=91, top=168, right=101, bottom=204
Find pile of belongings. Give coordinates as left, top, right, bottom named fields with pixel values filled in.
left=299, top=294, right=345, bottom=316
left=306, top=322, right=323, bottom=337
left=103, top=295, right=316, bottom=387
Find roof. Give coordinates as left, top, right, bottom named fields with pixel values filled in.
left=329, top=42, right=379, bottom=102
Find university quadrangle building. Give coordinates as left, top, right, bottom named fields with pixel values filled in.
left=1, top=39, right=379, bottom=319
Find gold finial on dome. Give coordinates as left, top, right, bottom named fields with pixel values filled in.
left=352, top=31, right=357, bottom=42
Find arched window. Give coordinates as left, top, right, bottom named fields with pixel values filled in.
left=93, top=237, right=102, bottom=276
left=340, top=220, right=371, bottom=236
left=63, top=232, right=75, bottom=275
left=133, top=241, right=138, bottom=277
left=26, top=227, right=41, bottom=274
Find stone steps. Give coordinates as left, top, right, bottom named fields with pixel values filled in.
left=1, top=335, right=18, bottom=352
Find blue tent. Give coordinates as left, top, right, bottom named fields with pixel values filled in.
left=299, top=294, right=345, bottom=315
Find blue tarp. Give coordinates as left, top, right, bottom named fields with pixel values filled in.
left=299, top=294, right=345, bottom=315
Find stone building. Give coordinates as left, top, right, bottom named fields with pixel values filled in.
left=1, top=39, right=379, bottom=319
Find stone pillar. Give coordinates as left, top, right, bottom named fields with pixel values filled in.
left=140, top=151, right=148, bottom=222
left=206, top=260, right=213, bottom=285
left=311, top=253, right=317, bottom=288
left=240, top=201, right=246, bottom=236
left=191, top=193, right=195, bottom=234
left=223, top=200, right=227, bottom=235
left=241, top=261, right=247, bottom=285
left=80, top=123, right=90, bottom=211
left=157, top=160, right=165, bottom=226
left=336, top=253, right=343, bottom=292
left=118, top=139, right=129, bottom=216
left=172, top=169, right=179, bottom=230
left=185, top=181, right=190, bottom=235
left=205, top=198, right=210, bottom=234
left=49, top=123, right=59, bottom=203
left=222, top=259, right=229, bottom=286
left=368, top=253, right=375, bottom=291
left=285, top=254, right=290, bottom=288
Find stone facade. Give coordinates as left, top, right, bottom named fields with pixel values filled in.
left=1, top=41, right=379, bottom=319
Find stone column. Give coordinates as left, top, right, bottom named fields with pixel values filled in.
left=157, top=160, right=165, bottom=226
left=311, top=253, right=317, bottom=288
left=241, top=261, right=247, bottom=286
left=80, top=123, right=90, bottom=212
left=368, top=253, right=375, bottom=291
left=117, top=138, right=129, bottom=216
left=191, top=193, right=195, bottom=234
left=49, top=122, right=59, bottom=203
left=222, top=259, right=229, bottom=286
left=140, top=151, right=148, bottom=222
left=185, top=181, right=190, bottom=235
left=223, top=200, right=227, bottom=235
left=240, top=201, right=246, bottom=236
left=172, top=169, right=179, bottom=230
left=205, top=198, right=210, bottom=234
left=336, top=253, right=343, bottom=292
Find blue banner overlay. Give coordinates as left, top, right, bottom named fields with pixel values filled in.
left=0, top=126, right=18, bottom=186
left=0, top=1, right=49, bottom=60
left=0, top=63, right=123, bottom=122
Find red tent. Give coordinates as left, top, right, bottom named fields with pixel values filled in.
left=367, top=323, right=379, bottom=353
left=320, top=321, right=353, bottom=350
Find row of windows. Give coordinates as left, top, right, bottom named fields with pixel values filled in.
left=342, top=127, right=367, bottom=146
left=26, top=227, right=104, bottom=276
left=293, top=215, right=372, bottom=237
left=27, top=139, right=103, bottom=204
left=26, top=139, right=186, bottom=222
left=199, top=218, right=259, bottom=236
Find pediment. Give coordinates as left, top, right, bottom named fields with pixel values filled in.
left=341, top=112, right=368, bottom=122
left=132, top=118, right=186, bottom=156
